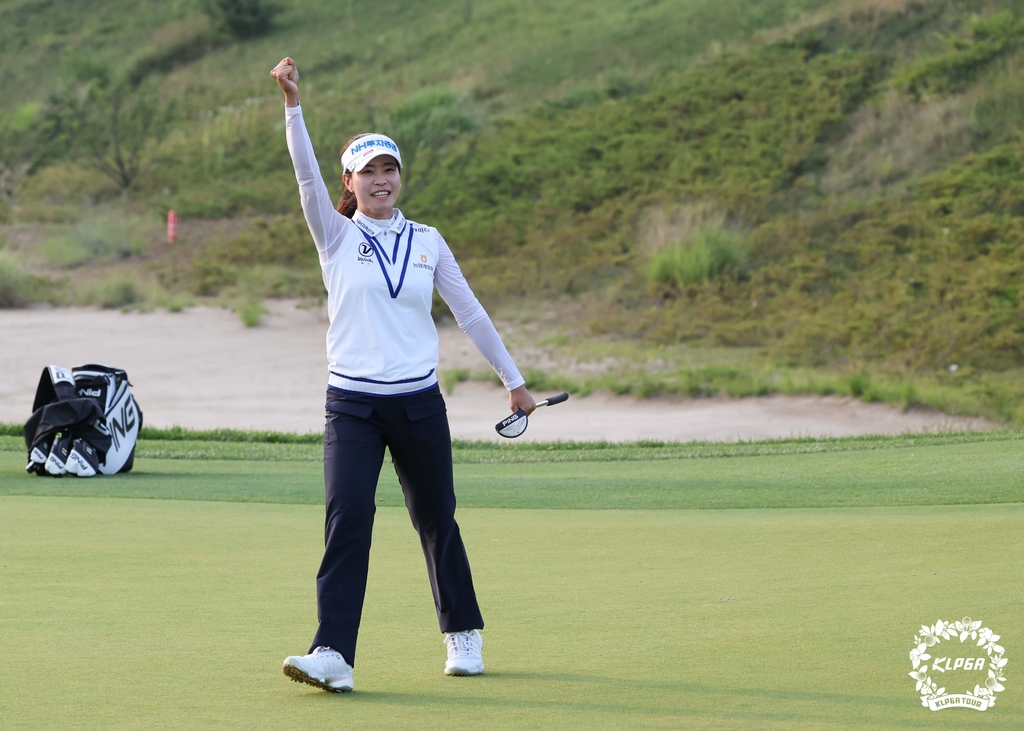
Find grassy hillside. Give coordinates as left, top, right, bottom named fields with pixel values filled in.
left=2, top=0, right=1024, bottom=421
left=406, top=3, right=1024, bottom=368
left=0, top=0, right=831, bottom=216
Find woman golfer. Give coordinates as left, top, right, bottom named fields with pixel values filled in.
left=271, top=57, right=535, bottom=692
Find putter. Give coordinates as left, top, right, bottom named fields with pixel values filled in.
left=495, top=392, right=569, bottom=438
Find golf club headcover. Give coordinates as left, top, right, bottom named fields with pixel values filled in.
left=44, top=431, right=72, bottom=476
left=66, top=438, right=100, bottom=478
left=496, top=409, right=528, bottom=438
left=26, top=435, right=53, bottom=475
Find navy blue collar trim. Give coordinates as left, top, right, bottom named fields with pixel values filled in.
left=358, top=224, right=413, bottom=299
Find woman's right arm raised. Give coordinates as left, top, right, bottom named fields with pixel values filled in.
left=271, top=57, right=347, bottom=263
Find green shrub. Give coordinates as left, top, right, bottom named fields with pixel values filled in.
left=186, top=216, right=322, bottom=298
left=202, top=0, right=279, bottom=40
left=520, top=368, right=580, bottom=395
left=190, top=260, right=237, bottom=296
left=471, top=370, right=504, bottom=387
left=388, top=89, right=480, bottom=185
left=0, top=252, right=32, bottom=307
left=209, top=216, right=316, bottom=268
left=441, top=368, right=471, bottom=392
left=128, top=16, right=221, bottom=87
left=40, top=214, right=155, bottom=268
left=83, top=277, right=142, bottom=309
left=971, top=48, right=1024, bottom=144
left=650, top=227, right=746, bottom=289
left=103, top=279, right=141, bottom=309
left=407, top=43, right=880, bottom=291
left=645, top=136, right=1024, bottom=370
left=894, top=11, right=1024, bottom=99
left=848, top=372, right=871, bottom=398
left=235, top=298, right=266, bottom=327
left=635, top=376, right=662, bottom=399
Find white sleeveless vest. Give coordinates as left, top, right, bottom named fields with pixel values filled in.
left=322, top=212, right=442, bottom=395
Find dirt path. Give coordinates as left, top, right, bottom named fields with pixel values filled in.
left=0, top=302, right=990, bottom=441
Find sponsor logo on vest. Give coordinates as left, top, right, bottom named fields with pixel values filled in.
left=420, top=254, right=427, bottom=262
left=357, top=242, right=375, bottom=263
left=909, top=618, right=1007, bottom=711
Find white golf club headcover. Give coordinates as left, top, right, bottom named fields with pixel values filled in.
left=496, top=409, right=528, bottom=438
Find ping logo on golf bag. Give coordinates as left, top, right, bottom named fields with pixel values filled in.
left=108, top=399, right=138, bottom=451
left=78, top=388, right=102, bottom=398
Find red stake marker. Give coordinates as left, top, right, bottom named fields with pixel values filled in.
left=167, top=210, right=178, bottom=243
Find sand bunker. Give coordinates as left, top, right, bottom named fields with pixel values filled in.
left=0, top=302, right=990, bottom=441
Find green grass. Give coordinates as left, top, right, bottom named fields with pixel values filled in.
left=1, top=496, right=1021, bottom=729
left=3, top=434, right=1023, bottom=509
left=35, top=213, right=155, bottom=267
left=650, top=226, right=747, bottom=289
left=502, top=362, right=1024, bottom=424
left=0, top=0, right=833, bottom=116
left=0, top=250, right=34, bottom=307
left=1, top=430, right=1021, bottom=727
left=233, top=297, right=267, bottom=327
left=4, top=429, right=1024, bottom=463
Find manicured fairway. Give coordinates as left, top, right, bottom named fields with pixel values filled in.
left=2, top=434, right=1023, bottom=508
left=0, top=434, right=1021, bottom=729
left=0, top=497, right=1021, bottom=730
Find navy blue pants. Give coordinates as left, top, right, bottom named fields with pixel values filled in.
left=309, top=385, right=484, bottom=666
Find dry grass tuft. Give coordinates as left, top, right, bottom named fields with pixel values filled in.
left=637, top=203, right=729, bottom=257
left=822, top=92, right=978, bottom=197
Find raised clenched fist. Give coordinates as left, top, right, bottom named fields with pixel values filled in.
left=270, top=57, right=300, bottom=106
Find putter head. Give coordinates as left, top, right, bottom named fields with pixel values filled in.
left=495, top=408, right=528, bottom=438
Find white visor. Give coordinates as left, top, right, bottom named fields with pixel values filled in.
left=341, top=134, right=402, bottom=173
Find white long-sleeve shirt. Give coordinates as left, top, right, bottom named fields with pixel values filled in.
left=285, top=104, right=525, bottom=396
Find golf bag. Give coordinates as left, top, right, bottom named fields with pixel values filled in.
left=24, top=364, right=143, bottom=476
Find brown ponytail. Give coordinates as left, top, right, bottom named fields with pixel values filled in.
left=337, top=133, right=372, bottom=218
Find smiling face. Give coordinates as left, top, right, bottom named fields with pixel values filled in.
left=344, top=155, right=401, bottom=221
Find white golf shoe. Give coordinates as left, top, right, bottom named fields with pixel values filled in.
left=282, top=646, right=353, bottom=692
left=444, top=629, right=484, bottom=676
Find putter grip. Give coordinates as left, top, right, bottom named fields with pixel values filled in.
left=545, top=392, right=569, bottom=406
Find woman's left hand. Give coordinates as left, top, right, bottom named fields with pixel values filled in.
left=509, top=385, right=537, bottom=415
